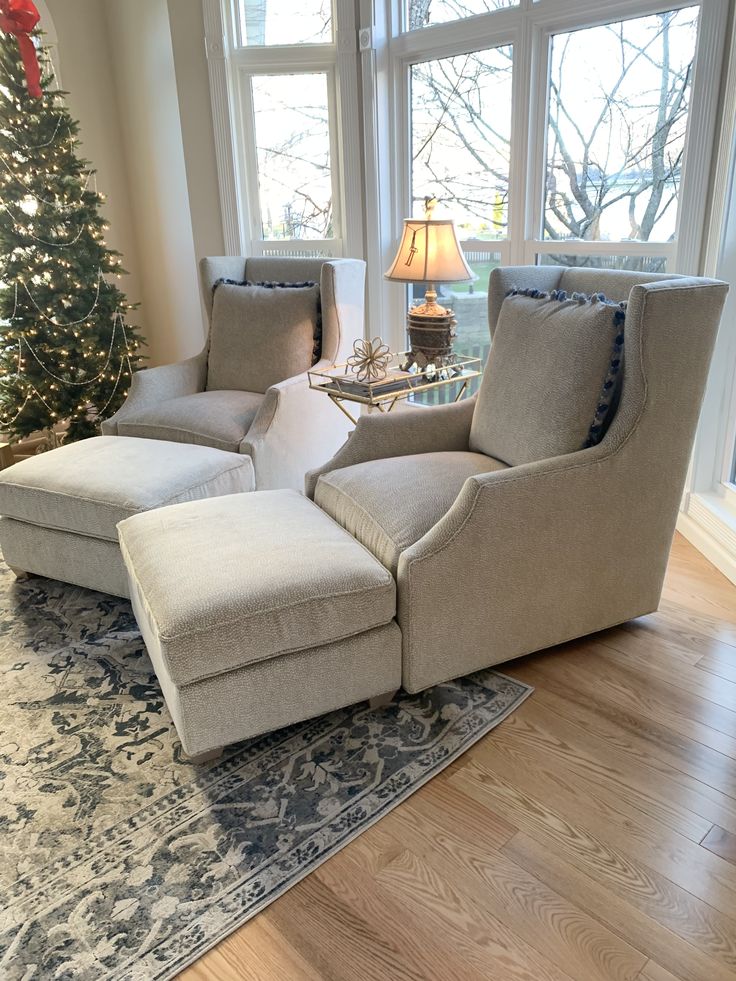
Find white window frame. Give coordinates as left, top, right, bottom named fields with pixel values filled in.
left=203, top=0, right=364, bottom=261
left=360, top=0, right=729, bottom=347
left=677, top=31, right=736, bottom=583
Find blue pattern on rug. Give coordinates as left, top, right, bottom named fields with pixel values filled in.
left=0, top=560, right=532, bottom=980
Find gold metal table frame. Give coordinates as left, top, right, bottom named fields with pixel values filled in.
left=308, top=352, right=482, bottom=426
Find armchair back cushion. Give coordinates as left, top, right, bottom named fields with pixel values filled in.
left=469, top=291, right=624, bottom=466
left=206, top=283, right=320, bottom=394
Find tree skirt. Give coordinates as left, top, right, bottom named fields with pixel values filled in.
left=0, top=561, right=532, bottom=980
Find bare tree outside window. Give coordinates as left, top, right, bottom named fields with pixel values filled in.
left=411, top=45, right=512, bottom=390
left=411, top=46, right=513, bottom=237
left=545, top=7, right=698, bottom=269
left=251, top=73, right=333, bottom=240
left=408, top=5, right=699, bottom=273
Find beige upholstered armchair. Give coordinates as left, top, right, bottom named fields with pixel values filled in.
left=307, top=266, right=728, bottom=693
left=101, top=256, right=365, bottom=490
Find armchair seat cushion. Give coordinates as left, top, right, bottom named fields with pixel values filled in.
left=117, top=390, right=264, bottom=453
left=315, top=451, right=507, bottom=575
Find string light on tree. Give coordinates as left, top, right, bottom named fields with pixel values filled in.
left=0, top=2, right=145, bottom=443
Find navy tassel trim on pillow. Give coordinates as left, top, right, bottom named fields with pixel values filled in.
left=584, top=306, right=626, bottom=448
left=212, top=278, right=317, bottom=293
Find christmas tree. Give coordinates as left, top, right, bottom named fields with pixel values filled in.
left=0, top=7, right=144, bottom=443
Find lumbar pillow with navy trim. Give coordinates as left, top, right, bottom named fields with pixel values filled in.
left=469, top=288, right=625, bottom=466
left=207, top=281, right=321, bottom=394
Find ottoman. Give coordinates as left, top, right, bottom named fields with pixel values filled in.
left=117, top=490, right=402, bottom=759
left=0, top=436, right=255, bottom=597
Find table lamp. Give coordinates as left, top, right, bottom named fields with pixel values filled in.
left=384, top=204, right=473, bottom=368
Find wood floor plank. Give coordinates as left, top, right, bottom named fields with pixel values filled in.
left=504, top=832, right=734, bottom=981
left=604, top=623, right=705, bottom=666
left=465, top=724, right=736, bottom=919
left=261, top=869, right=430, bottom=981
left=341, top=809, right=579, bottom=981
left=595, top=639, right=736, bottom=713
left=568, top=642, right=736, bottom=738
left=619, top=612, right=736, bottom=668
left=506, top=658, right=736, bottom=803
left=474, top=698, right=716, bottom=842
left=701, top=825, right=736, bottom=866
left=451, top=762, right=736, bottom=973
left=375, top=847, right=579, bottom=981
left=381, top=795, right=647, bottom=981
left=636, top=963, right=685, bottom=981
left=511, top=642, right=736, bottom=758
left=312, top=842, right=492, bottom=981
left=696, top=651, right=736, bottom=684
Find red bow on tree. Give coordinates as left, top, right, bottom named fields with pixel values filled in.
left=0, top=0, right=42, bottom=98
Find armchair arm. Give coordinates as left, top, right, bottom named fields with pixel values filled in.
left=305, top=395, right=477, bottom=498
left=397, top=441, right=669, bottom=692
left=241, top=359, right=352, bottom=491
left=100, top=350, right=208, bottom=434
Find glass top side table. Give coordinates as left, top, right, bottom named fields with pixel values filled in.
left=308, top=351, right=482, bottom=425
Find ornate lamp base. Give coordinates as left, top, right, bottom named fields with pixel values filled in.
left=405, top=315, right=457, bottom=369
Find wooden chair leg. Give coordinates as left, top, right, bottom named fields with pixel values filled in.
left=369, top=689, right=398, bottom=710
left=185, top=746, right=223, bottom=765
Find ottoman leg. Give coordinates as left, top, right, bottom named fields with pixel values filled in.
left=369, top=689, right=398, bottom=710
left=185, top=746, right=223, bottom=765
left=8, top=566, right=34, bottom=581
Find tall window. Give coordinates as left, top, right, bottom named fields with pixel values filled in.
left=251, top=73, right=333, bottom=241
left=410, top=44, right=512, bottom=365
left=210, top=0, right=361, bottom=259
left=541, top=8, right=698, bottom=272
left=371, top=0, right=724, bottom=356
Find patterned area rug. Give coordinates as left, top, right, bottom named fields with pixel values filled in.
left=0, top=560, right=532, bottom=980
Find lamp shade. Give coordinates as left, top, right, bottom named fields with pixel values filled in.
left=384, top=219, right=473, bottom=284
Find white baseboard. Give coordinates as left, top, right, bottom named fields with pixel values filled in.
left=677, top=503, right=736, bottom=586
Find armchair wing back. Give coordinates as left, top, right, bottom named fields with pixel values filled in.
left=307, top=264, right=727, bottom=694
left=101, top=256, right=366, bottom=490
left=397, top=267, right=728, bottom=689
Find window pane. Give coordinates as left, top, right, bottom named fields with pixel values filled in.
left=448, top=249, right=498, bottom=364
left=238, top=0, right=332, bottom=46
left=251, top=74, right=333, bottom=240
left=407, top=1, right=517, bottom=31
left=544, top=7, right=698, bottom=244
left=410, top=46, right=513, bottom=237
left=537, top=254, right=668, bottom=273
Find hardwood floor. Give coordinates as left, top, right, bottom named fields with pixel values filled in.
left=181, top=534, right=736, bottom=981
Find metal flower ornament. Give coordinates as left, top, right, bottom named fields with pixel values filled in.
left=346, top=337, right=391, bottom=384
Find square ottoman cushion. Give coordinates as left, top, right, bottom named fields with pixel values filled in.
left=118, top=489, right=396, bottom=686
left=118, top=489, right=401, bottom=754
left=0, top=436, right=255, bottom=596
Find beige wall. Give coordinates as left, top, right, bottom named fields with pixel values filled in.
left=103, top=0, right=206, bottom=365
left=45, top=0, right=220, bottom=366
left=45, top=0, right=146, bottom=347
left=167, top=0, right=225, bottom=264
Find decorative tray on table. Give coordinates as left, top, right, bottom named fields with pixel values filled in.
left=308, top=352, right=482, bottom=409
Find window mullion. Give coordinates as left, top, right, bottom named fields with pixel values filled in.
left=229, top=44, right=337, bottom=71
left=236, top=69, right=263, bottom=251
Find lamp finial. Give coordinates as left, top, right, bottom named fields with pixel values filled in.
left=424, top=195, right=438, bottom=220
